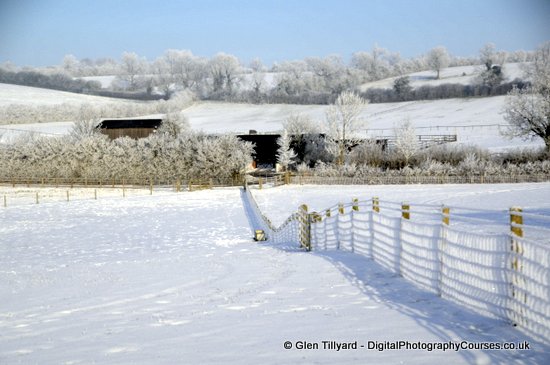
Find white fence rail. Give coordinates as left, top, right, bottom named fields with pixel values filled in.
left=243, top=188, right=550, bottom=345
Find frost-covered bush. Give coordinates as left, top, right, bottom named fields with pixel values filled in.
left=348, top=140, right=385, bottom=166
left=0, top=132, right=252, bottom=182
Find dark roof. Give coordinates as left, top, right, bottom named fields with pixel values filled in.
left=97, top=119, right=163, bottom=129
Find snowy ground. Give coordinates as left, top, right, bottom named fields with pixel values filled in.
left=251, top=183, right=550, bottom=228
left=2, top=96, right=540, bottom=151
left=358, top=63, right=526, bottom=91
left=0, top=83, right=137, bottom=108
left=182, top=96, right=541, bottom=151
left=1, top=185, right=549, bottom=364
left=1, top=61, right=543, bottom=151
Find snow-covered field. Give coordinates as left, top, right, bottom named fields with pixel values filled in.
left=1, top=184, right=549, bottom=364
left=251, top=183, right=550, bottom=228
left=359, top=63, right=527, bottom=91
left=0, top=83, right=135, bottom=107
left=0, top=95, right=541, bottom=150
left=182, top=96, right=541, bottom=151
left=0, top=61, right=542, bottom=151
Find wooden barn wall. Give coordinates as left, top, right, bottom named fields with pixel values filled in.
left=100, top=128, right=156, bottom=140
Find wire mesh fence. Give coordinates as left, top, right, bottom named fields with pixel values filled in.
left=243, top=188, right=550, bottom=345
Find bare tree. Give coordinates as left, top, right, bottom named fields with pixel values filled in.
left=503, top=42, right=550, bottom=151
left=325, top=91, right=367, bottom=165
left=479, top=43, right=497, bottom=71
left=208, top=53, right=241, bottom=96
left=119, top=52, right=146, bottom=90
left=426, top=46, right=450, bottom=79
left=62, top=54, right=80, bottom=76
left=351, top=45, right=391, bottom=81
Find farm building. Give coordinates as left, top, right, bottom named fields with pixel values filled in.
left=237, top=133, right=280, bottom=168
left=96, top=118, right=163, bottom=139
left=237, top=132, right=394, bottom=170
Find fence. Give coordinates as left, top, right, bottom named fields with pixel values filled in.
left=243, top=187, right=550, bottom=345
left=291, top=174, right=550, bottom=185
left=0, top=175, right=288, bottom=208
left=1, top=173, right=548, bottom=191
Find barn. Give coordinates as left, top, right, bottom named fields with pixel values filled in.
left=237, top=133, right=280, bottom=168
left=96, top=118, right=163, bottom=139
left=237, top=132, right=390, bottom=170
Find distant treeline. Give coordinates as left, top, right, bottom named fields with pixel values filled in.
left=0, top=69, right=166, bottom=101
left=0, top=67, right=529, bottom=105
left=360, top=79, right=531, bottom=103
left=0, top=68, right=101, bottom=93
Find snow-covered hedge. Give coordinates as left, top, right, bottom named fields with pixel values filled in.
left=0, top=132, right=253, bottom=182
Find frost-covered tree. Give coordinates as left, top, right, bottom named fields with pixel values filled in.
left=282, top=114, right=320, bottom=136
left=503, top=86, right=550, bottom=151
left=272, top=60, right=309, bottom=101
left=426, top=46, right=450, bottom=79
left=479, top=43, right=497, bottom=71
left=208, top=53, right=241, bottom=96
left=158, top=112, right=190, bottom=138
left=119, top=52, right=146, bottom=90
left=305, top=55, right=352, bottom=95
left=393, top=76, right=412, bottom=100
left=394, top=119, right=418, bottom=166
left=69, top=104, right=101, bottom=140
left=325, top=91, right=367, bottom=165
left=276, top=129, right=297, bottom=171
left=351, top=46, right=391, bottom=81
left=478, top=43, right=506, bottom=88
left=62, top=54, right=80, bottom=76
left=503, top=42, right=550, bottom=151
left=158, top=49, right=204, bottom=91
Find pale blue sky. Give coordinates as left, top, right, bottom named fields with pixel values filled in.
left=1, top=0, right=549, bottom=67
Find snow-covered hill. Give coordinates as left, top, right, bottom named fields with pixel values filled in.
left=0, top=83, right=141, bottom=107
left=0, top=60, right=543, bottom=152
left=359, top=63, right=527, bottom=91
left=0, top=95, right=542, bottom=151
left=182, top=97, right=541, bottom=151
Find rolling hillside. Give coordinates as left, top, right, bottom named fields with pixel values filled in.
left=0, top=62, right=542, bottom=151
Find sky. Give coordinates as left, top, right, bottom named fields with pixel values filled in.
left=0, top=0, right=549, bottom=67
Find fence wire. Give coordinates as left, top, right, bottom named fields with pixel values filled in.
left=243, top=188, right=550, bottom=345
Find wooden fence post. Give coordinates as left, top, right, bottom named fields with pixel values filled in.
left=3, top=194, right=6, bottom=208
left=298, top=204, right=311, bottom=251
left=259, top=177, right=263, bottom=190
left=94, top=189, right=97, bottom=200
left=372, top=197, right=380, bottom=213
left=35, top=192, right=39, bottom=204
left=402, top=203, right=410, bottom=220
left=510, top=207, right=526, bottom=313
left=442, top=206, right=450, bottom=226
left=438, top=205, right=450, bottom=297
left=67, top=190, right=70, bottom=202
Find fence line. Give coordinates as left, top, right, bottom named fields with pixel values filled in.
left=292, top=174, right=550, bottom=185
left=243, top=188, right=550, bottom=345
left=1, top=172, right=548, bottom=191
